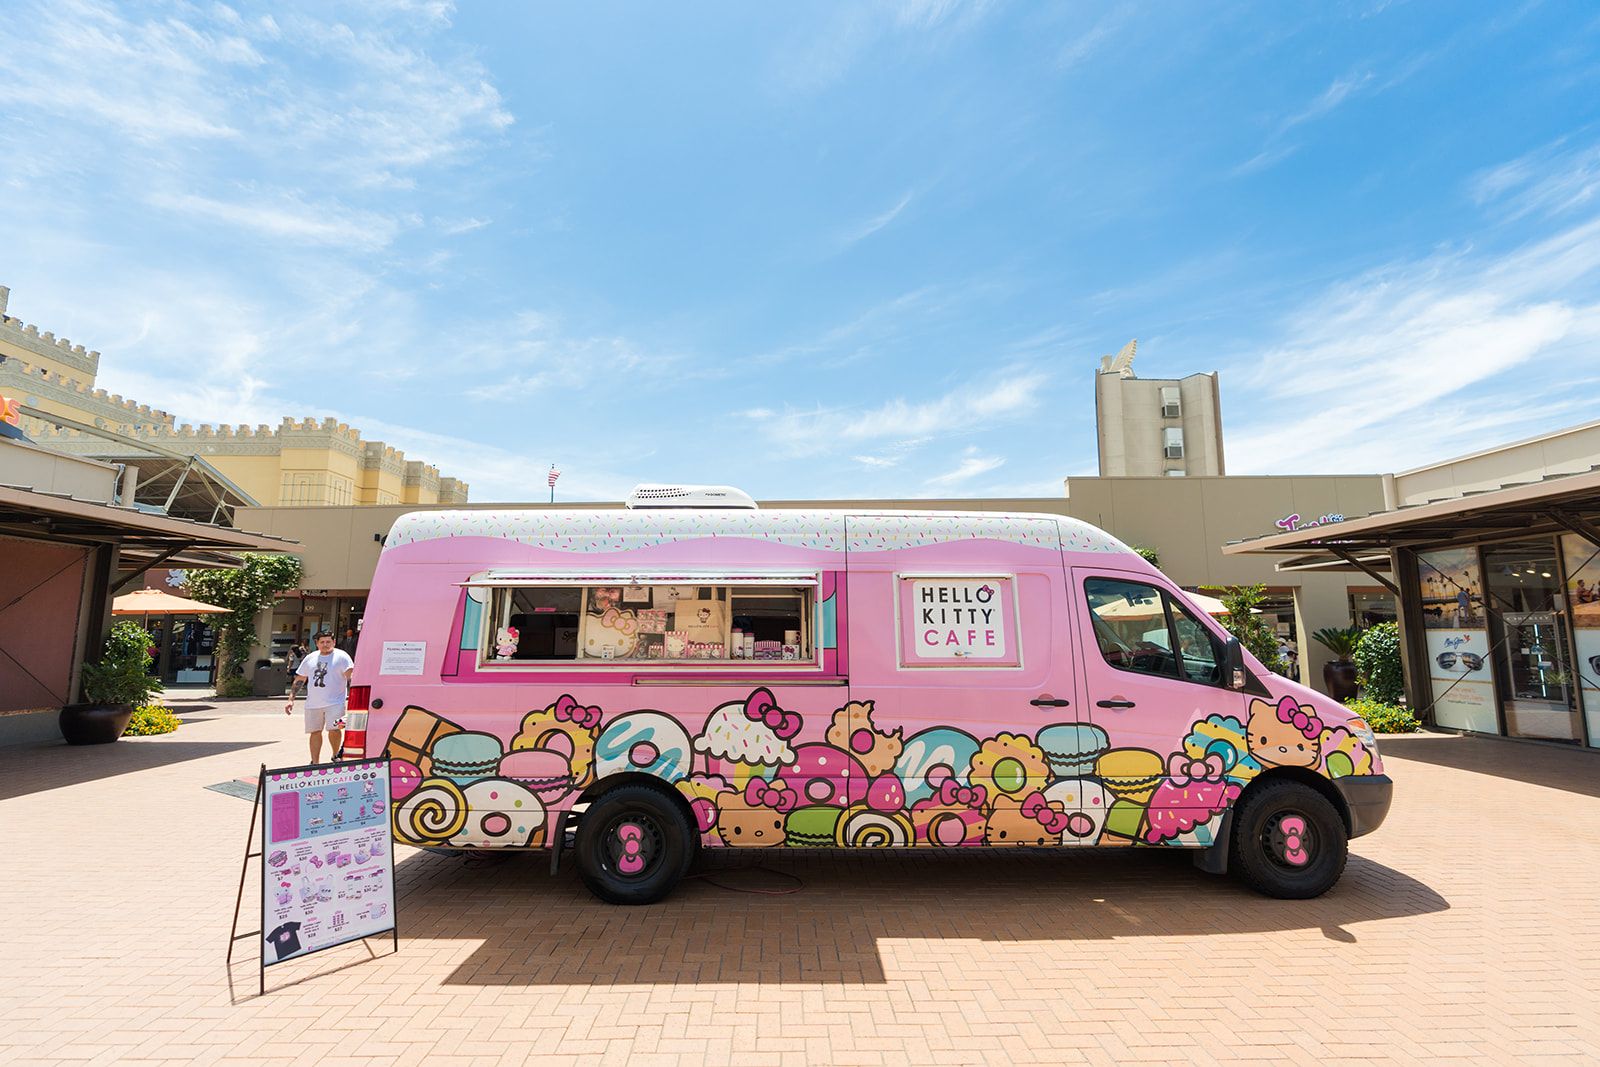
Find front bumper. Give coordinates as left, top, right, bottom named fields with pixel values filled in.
left=1333, top=773, right=1393, bottom=838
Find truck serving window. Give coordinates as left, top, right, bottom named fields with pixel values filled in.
left=480, top=581, right=816, bottom=665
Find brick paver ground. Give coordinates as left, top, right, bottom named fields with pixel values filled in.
left=2, top=696, right=1598, bottom=1065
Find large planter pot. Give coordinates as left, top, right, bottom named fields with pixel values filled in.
left=59, top=703, right=135, bottom=745
left=1322, top=660, right=1359, bottom=703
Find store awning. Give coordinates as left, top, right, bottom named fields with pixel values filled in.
left=1222, top=464, right=1600, bottom=584
left=112, top=589, right=228, bottom=615
left=0, top=482, right=299, bottom=585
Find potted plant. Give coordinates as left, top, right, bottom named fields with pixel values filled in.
left=1311, top=625, right=1363, bottom=702
left=61, top=620, right=165, bottom=745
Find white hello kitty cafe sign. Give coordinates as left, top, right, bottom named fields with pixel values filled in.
left=899, top=576, right=1019, bottom=667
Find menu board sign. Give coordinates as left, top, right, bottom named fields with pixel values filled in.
left=261, top=759, right=395, bottom=967
left=899, top=575, right=1020, bottom=667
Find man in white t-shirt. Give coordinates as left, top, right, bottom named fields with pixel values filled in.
left=285, top=630, right=354, bottom=763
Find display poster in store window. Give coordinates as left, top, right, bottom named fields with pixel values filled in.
left=1423, top=629, right=1498, bottom=734
left=261, top=759, right=395, bottom=967
left=1561, top=534, right=1600, bottom=745
left=1416, top=548, right=1486, bottom=630
left=899, top=576, right=1019, bottom=667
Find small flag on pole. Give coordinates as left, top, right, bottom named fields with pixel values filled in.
left=547, top=464, right=560, bottom=503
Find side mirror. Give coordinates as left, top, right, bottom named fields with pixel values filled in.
left=1226, top=636, right=1246, bottom=689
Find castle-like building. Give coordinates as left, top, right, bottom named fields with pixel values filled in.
left=0, top=285, right=468, bottom=508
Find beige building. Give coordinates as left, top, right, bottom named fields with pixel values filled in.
left=1094, top=340, right=1225, bottom=477
left=236, top=475, right=1389, bottom=694
left=1231, top=417, right=1600, bottom=748
left=0, top=284, right=468, bottom=511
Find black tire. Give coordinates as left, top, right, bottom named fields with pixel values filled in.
left=1229, top=778, right=1348, bottom=899
left=574, top=784, right=694, bottom=905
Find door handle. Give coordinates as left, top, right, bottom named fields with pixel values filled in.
left=1096, top=699, right=1136, bottom=709
left=1030, top=696, right=1071, bottom=707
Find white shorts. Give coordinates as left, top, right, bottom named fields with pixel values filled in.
left=304, top=704, right=347, bottom=733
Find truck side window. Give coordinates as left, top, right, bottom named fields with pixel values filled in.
left=1085, top=578, right=1176, bottom=678
left=1084, top=577, right=1225, bottom=686
left=1169, top=600, right=1223, bottom=685
left=481, top=582, right=816, bottom=665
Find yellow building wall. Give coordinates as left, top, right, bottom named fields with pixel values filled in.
left=205, top=454, right=286, bottom=506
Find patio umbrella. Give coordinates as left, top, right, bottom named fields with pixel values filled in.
left=1094, top=590, right=1235, bottom=620
left=112, top=589, right=229, bottom=615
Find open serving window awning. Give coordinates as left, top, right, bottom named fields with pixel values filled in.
left=1222, top=464, right=1600, bottom=590
left=0, top=482, right=299, bottom=585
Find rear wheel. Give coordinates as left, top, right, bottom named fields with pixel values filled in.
left=574, top=784, right=693, bottom=905
left=1230, top=779, right=1347, bottom=899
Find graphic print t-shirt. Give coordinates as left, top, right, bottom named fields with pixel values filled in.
left=296, top=650, right=353, bottom=709
left=266, top=921, right=303, bottom=960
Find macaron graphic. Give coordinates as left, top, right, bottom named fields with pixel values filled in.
left=1035, top=723, right=1110, bottom=779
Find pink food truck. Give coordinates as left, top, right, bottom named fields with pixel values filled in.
left=348, top=488, right=1391, bottom=904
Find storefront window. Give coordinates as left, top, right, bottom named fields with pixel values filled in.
left=1416, top=548, right=1497, bottom=733
left=1560, top=534, right=1600, bottom=748
left=1349, top=590, right=1396, bottom=628
left=1482, top=541, right=1579, bottom=743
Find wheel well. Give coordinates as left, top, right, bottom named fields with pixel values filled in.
left=1238, top=767, right=1351, bottom=834
left=577, top=773, right=697, bottom=829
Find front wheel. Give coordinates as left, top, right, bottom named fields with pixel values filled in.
left=574, top=785, right=693, bottom=905
left=1230, top=779, right=1348, bottom=899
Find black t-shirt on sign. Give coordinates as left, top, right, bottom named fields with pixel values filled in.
left=266, top=921, right=303, bottom=960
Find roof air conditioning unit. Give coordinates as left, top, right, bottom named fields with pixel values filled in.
left=1162, top=401, right=1181, bottom=418
left=1164, top=445, right=1184, bottom=459
left=625, top=484, right=759, bottom=510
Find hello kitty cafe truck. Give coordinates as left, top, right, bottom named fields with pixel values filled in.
left=346, top=487, right=1392, bottom=905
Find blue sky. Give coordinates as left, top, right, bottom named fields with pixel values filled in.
left=4, top=1, right=1600, bottom=501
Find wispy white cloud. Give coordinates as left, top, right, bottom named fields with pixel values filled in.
left=1280, top=72, right=1375, bottom=132
left=773, top=0, right=996, bottom=94
left=440, top=216, right=491, bottom=235
left=1227, top=213, right=1600, bottom=472
left=747, top=371, right=1047, bottom=457
left=925, top=447, right=1004, bottom=487
left=1469, top=136, right=1600, bottom=220
left=148, top=190, right=403, bottom=249
left=460, top=312, right=677, bottom=400
left=837, top=190, right=915, bottom=249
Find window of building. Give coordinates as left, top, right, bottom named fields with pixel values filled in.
left=480, top=581, right=815, bottom=665
left=1084, top=577, right=1224, bottom=685
left=1165, top=470, right=1186, bottom=477
left=1160, top=386, right=1181, bottom=418
left=1163, top=426, right=1184, bottom=459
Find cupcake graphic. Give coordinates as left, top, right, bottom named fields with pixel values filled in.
left=1143, top=752, right=1242, bottom=845
left=692, top=687, right=800, bottom=786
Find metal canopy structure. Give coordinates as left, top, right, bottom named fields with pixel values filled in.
left=91, top=452, right=258, bottom=525
left=1222, top=465, right=1600, bottom=590
left=0, top=482, right=299, bottom=591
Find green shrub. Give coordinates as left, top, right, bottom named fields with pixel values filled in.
left=124, top=703, right=181, bottom=736
left=1343, top=697, right=1419, bottom=734
left=1310, top=625, right=1362, bottom=660
left=1213, top=583, right=1285, bottom=675
left=1133, top=545, right=1160, bottom=569
left=183, top=553, right=303, bottom=684
left=216, top=675, right=256, bottom=699
left=1353, top=622, right=1404, bottom=704
left=80, top=621, right=164, bottom=707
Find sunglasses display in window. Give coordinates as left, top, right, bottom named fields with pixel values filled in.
left=1436, top=651, right=1484, bottom=671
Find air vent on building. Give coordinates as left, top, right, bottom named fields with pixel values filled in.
left=1164, top=444, right=1185, bottom=459
left=625, top=484, right=759, bottom=509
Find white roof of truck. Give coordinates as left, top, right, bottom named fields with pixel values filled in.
left=384, top=508, right=1133, bottom=556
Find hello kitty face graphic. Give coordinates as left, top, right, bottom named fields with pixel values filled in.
left=696, top=607, right=711, bottom=624
left=1247, top=696, right=1322, bottom=769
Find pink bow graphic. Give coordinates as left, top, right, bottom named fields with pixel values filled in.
left=1275, top=695, right=1323, bottom=740
left=743, top=687, right=801, bottom=740
left=600, top=607, right=638, bottom=636
left=1166, top=751, right=1227, bottom=786
left=743, top=779, right=796, bottom=813
left=552, top=694, right=602, bottom=730
left=934, top=778, right=987, bottom=809
left=1019, top=792, right=1072, bottom=835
